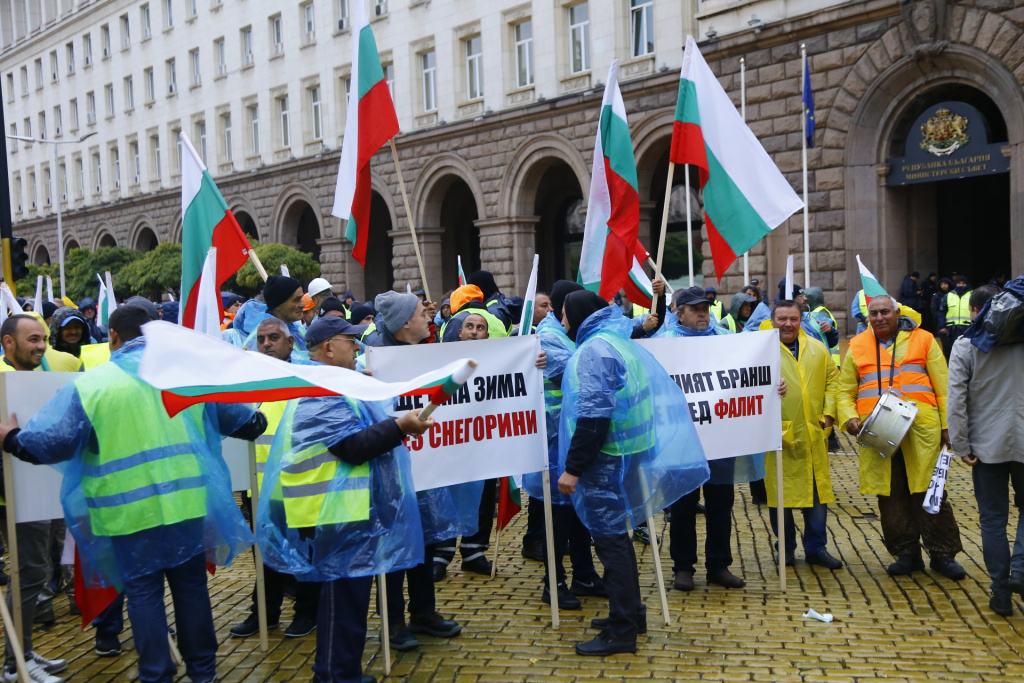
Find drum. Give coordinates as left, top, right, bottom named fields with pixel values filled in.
left=857, top=391, right=919, bottom=458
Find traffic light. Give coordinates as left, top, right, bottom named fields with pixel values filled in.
left=9, top=236, right=29, bottom=281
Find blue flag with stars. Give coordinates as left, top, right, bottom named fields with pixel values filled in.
left=803, top=54, right=815, bottom=148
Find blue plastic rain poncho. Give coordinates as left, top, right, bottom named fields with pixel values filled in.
left=257, top=392, right=423, bottom=580
left=231, top=299, right=309, bottom=361
left=16, top=337, right=256, bottom=590
left=743, top=301, right=773, bottom=333
left=522, top=312, right=576, bottom=504
left=558, top=306, right=709, bottom=537
left=417, top=482, right=482, bottom=544
left=652, top=314, right=766, bottom=484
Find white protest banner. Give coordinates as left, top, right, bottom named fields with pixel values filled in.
left=0, top=372, right=257, bottom=523
left=637, top=328, right=783, bottom=459
left=367, top=336, right=547, bottom=491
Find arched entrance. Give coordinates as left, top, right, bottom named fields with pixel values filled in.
left=32, top=244, right=50, bottom=265
left=439, top=180, right=480, bottom=287
left=533, top=163, right=584, bottom=286
left=134, top=226, right=159, bottom=252
left=235, top=211, right=259, bottom=241
left=365, top=191, right=394, bottom=297
left=279, top=200, right=322, bottom=261
left=98, top=233, right=117, bottom=248
left=648, top=148, right=704, bottom=290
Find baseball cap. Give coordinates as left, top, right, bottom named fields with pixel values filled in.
left=673, top=286, right=710, bottom=308
left=304, top=316, right=367, bottom=347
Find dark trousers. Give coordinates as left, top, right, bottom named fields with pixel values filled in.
left=542, top=504, right=598, bottom=584
left=524, top=496, right=544, bottom=544
left=384, top=561, right=434, bottom=625
left=878, top=451, right=963, bottom=558
left=592, top=532, right=643, bottom=643
left=768, top=482, right=829, bottom=554
left=94, top=593, right=125, bottom=638
left=314, top=574, right=373, bottom=683
left=434, top=478, right=497, bottom=564
left=1, top=519, right=51, bottom=664
left=942, top=325, right=968, bottom=357
left=670, top=483, right=735, bottom=574
left=972, top=461, right=1024, bottom=597
left=252, top=564, right=320, bottom=623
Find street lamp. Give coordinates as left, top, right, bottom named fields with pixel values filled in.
left=5, top=130, right=98, bottom=299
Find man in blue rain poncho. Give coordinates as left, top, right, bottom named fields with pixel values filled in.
left=521, top=280, right=606, bottom=613
left=257, top=316, right=434, bottom=683
left=0, top=306, right=267, bottom=683
left=654, top=287, right=773, bottom=592
left=229, top=275, right=309, bottom=360
left=556, top=291, right=709, bottom=656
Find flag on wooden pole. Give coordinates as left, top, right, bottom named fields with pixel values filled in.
left=457, top=255, right=466, bottom=287
left=518, top=254, right=539, bottom=335
left=193, top=248, right=222, bottom=337
left=33, top=276, right=42, bottom=315
left=331, top=0, right=400, bottom=267
left=856, top=255, right=888, bottom=302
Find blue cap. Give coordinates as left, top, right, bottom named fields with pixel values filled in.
left=305, top=316, right=368, bottom=347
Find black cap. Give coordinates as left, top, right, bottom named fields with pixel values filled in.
left=673, top=286, right=710, bottom=308
left=304, top=316, right=368, bottom=347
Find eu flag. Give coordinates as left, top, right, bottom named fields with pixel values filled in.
left=803, top=55, right=815, bottom=148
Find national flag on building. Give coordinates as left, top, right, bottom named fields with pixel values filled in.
left=856, top=255, right=888, bottom=302
left=179, top=133, right=254, bottom=329
left=331, top=0, right=400, bottom=267
left=671, top=36, right=803, bottom=280
left=139, top=321, right=478, bottom=416
left=578, top=59, right=654, bottom=308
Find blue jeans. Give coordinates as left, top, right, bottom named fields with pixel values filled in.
left=93, top=593, right=125, bottom=638
left=972, top=461, right=1024, bottom=598
left=119, top=552, right=217, bottom=683
left=768, top=483, right=829, bottom=555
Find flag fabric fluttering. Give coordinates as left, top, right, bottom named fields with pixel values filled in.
left=457, top=255, right=466, bottom=287
left=46, top=277, right=54, bottom=303
left=96, top=273, right=117, bottom=325
left=671, top=36, right=803, bottom=280
left=139, top=320, right=478, bottom=416
left=193, top=248, right=222, bottom=337
left=496, top=476, right=522, bottom=532
left=518, top=254, right=539, bottom=335
left=784, top=255, right=795, bottom=300
left=331, top=0, right=400, bottom=267
left=0, top=283, right=24, bottom=326
left=578, top=60, right=654, bottom=308
left=803, top=54, right=815, bottom=149
left=280, top=264, right=290, bottom=277
left=856, top=255, right=888, bottom=303
left=33, top=275, right=43, bottom=315
left=179, top=132, right=254, bottom=329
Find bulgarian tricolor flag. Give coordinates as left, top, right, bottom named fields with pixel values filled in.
left=856, top=255, right=888, bottom=303
left=180, top=133, right=254, bottom=329
left=457, top=255, right=467, bottom=287
left=517, top=254, right=539, bottom=335
left=331, top=0, right=399, bottom=266
left=138, top=321, right=478, bottom=416
left=496, top=477, right=521, bottom=532
left=578, top=60, right=653, bottom=308
left=671, top=36, right=802, bottom=279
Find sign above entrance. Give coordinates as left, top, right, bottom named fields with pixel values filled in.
left=885, top=101, right=1009, bottom=186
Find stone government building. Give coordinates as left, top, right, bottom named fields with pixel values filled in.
left=3, top=0, right=1022, bottom=333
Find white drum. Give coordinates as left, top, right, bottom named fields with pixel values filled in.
left=857, top=391, right=919, bottom=458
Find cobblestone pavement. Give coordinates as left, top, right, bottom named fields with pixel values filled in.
left=7, top=433, right=1024, bottom=681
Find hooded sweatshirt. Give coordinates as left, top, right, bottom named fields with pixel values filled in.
left=49, top=307, right=91, bottom=357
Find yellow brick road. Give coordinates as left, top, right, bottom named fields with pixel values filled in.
left=8, top=434, right=1024, bottom=681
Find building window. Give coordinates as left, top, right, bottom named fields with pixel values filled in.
left=271, top=15, right=283, bottom=54
left=120, top=14, right=131, bottom=49
left=383, top=63, right=394, bottom=101
left=336, top=0, right=348, bottom=30
left=150, top=134, right=161, bottom=179
left=301, top=2, right=315, bottom=43
left=59, top=163, right=67, bottom=202
left=86, top=91, right=96, bottom=124
left=70, top=99, right=79, bottom=129
left=568, top=3, right=590, bottom=74
left=514, top=21, right=533, bottom=88
left=49, top=50, right=58, bottom=81
left=309, top=86, right=322, bottom=140
left=167, top=59, right=177, bottom=94
left=112, top=146, right=121, bottom=189
left=241, top=27, right=253, bottom=66
left=104, top=84, right=114, bottom=118
left=28, top=172, right=36, bottom=209
left=53, top=105, right=62, bottom=136
left=6, top=73, right=13, bottom=101
left=221, top=113, right=232, bottom=162
left=43, top=167, right=51, bottom=206
left=141, top=4, right=151, bottom=38
left=83, top=34, right=92, bottom=66
left=124, top=76, right=134, bottom=109
left=465, top=36, right=483, bottom=100
left=247, top=104, right=260, bottom=155
left=186, top=0, right=196, bottom=19
left=164, top=0, right=173, bottom=28
left=421, top=51, right=436, bottom=112
left=74, top=157, right=84, bottom=198
left=38, top=111, right=46, bottom=139
left=145, top=67, right=155, bottom=101
left=373, top=0, right=386, bottom=17
left=23, top=117, right=31, bottom=139
left=196, top=120, right=207, bottom=161
left=19, top=66, right=27, bottom=95
left=92, top=153, right=102, bottom=194
left=174, top=128, right=182, bottom=173
left=65, top=43, right=75, bottom=73
left=630, top=0, right=653, bottom=58
left=190, top=49, right=200, bottom=86
left=278, top=96, right=290, bottom=148
left=215, top=38, right=226, bottom=75
left=34, top=58, right=43, bottom=89
left=101, top=24, right=111, bottom=58
left=8, top=124, right=15, bottom=151
left=130, top=140, right=140, bottom=183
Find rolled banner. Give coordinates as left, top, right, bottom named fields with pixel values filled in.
left=922, top=449, right=954, bottom=515
left=419, top=360, right=478, bottom=421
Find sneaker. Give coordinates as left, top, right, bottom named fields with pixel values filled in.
left=1008, top=572, right=1024, bottom=598
left=3, top=659, right=64, bottom=683
left=929, top=555, right=967, bottom=581
left=409, top=611, right=462, bottom=638
left=284, top=613, right=317, bottom=638
left=632, top=527, right=652, bottom=545
left=28, top=654, right=66, bottom=676
left=432, top=562, right=448, bottom=583
left=94, top=633, right=122, bottom=657
left=806, top=550, right=844, bottom=570
left=388, top=622, right=420, bottom=651
left=521, top=538, right=545, bottom=563
left=461, top=556, right=492, bottom=576
left=542, top=582, right=581, bottom=610
left=990, top=594, right=1013, bottom=617
left=229, top=613, right=280, bottom=638
left=570, top=576, right=608, bottom=597
left=887, top=552, right=925, bottom=576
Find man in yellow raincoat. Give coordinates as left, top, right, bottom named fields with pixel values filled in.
left=766, top=301, right=843, bottom=569
left=839, top=294, right=965, bottom=580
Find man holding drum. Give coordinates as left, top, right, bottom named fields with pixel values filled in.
left=838, top=294, right=966, bottom=580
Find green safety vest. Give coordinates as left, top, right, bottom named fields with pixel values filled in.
left=590, top=331, right=656, bottom=457
left=857, top=290, right=869, bottom=318
left=709, top=300, right=723, bottom=320
left=279, top=398, right=371, bottom=528
left=360, top=321, right=377, bottom=342
left=77, top=363, right=208, bottom=537
left=945, top=291, right=972, bottom=326
left=631, top=303, right=650, bottom=318
left=720, top=314, right=738, bottom=333
left=253, top=400, right=289, bottom=493
left=813, top=305, right=841, bottom=366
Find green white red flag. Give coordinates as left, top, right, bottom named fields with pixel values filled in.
left=578, top=60, right=653, bottom=307
left=856, top=255, right=888, bottom=302
left=517, top=254, right=539, bottom=335
left=496, top=476, right=521, bottom=532
left=179, top=133, right=254, bottom=328
left=671, top=36, right=802, bottom=279
left=331, top=0, right=399, bottom=266
left=457, top=255, right=466, bottom=286
left=138, top=321, right=477, bottom=416
left=96, top=272, right=117, bottom=325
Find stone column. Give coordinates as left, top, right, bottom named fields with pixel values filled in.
left=316, top=236, right=348, bottom=291
left=476, top=216, right=539, bottom=294
left=1005, top=144, right=1024, bottom=277
left=389, top=226, right=444, bottom=300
